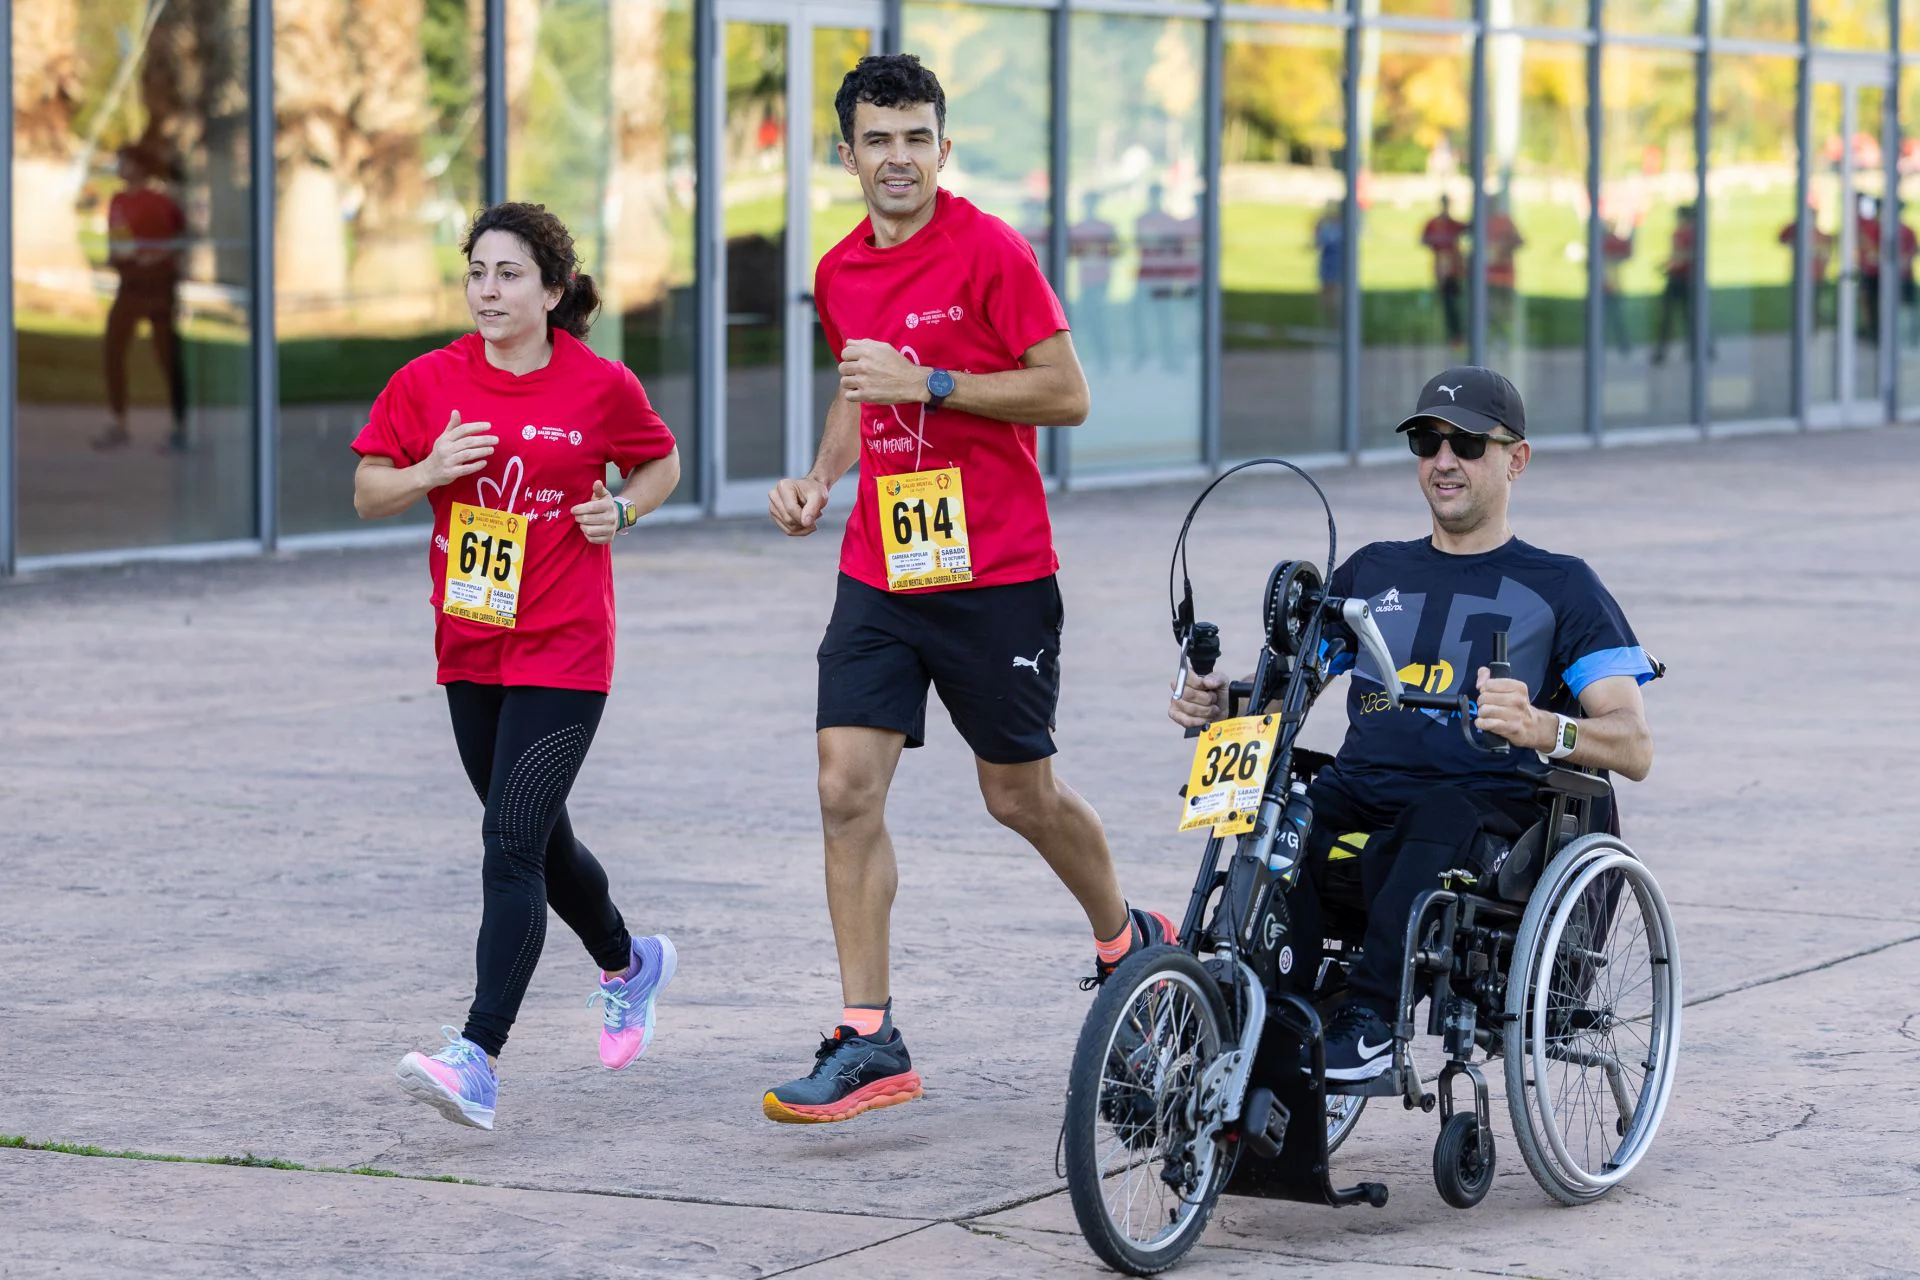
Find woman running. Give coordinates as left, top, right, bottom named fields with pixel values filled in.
left=351, top=202, right=682, bottom=1130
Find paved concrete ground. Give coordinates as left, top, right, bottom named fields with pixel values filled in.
left=3, top=428, right=1918, bottom=1278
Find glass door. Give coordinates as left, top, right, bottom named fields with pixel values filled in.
left=712, top=0, right=881, bottom=513
left=1808, top=60, right=1893, bottom=427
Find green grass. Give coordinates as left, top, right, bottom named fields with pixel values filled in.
left=0, top=1134, right=470, bottom=1183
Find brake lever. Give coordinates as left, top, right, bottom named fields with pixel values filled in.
left=1180, top=622, right=1221, bottom=740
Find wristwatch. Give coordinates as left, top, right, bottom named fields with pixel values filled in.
left=927, top=368, right=955, bottom=412
left=1537, top=713, right=1578, bottom=762
left=614, top=496, right=638, bottom=533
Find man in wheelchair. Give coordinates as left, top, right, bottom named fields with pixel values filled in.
left=1168, top=365, right=1657, bottom=1084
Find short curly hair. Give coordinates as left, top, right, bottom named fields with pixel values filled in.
left=834, top=54, right=946, bottom=146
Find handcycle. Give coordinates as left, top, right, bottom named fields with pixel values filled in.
left=1061, top=462, right=1681, bottom=1275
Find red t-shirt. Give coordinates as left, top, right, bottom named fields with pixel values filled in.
left=1422, top=215, right=1467, bottom=280
left=350, top=331, right=676, bottom=692
left=815, top=190, right=1068, bottom=593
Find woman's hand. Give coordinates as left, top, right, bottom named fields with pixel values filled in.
left=572, top=479, right=622, bottom=545
left=419, top=410, right=496, bottom=489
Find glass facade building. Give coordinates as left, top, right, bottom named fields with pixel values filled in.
left=3, top=0, right=1915, bottom=571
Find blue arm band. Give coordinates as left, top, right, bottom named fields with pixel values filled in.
left=1565, top=646, right=1656, bottom=698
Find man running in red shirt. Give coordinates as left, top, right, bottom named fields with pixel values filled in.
left=763, top=54, right=1174, bottom=1124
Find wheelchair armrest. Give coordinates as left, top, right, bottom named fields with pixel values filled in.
left=1536, top=766, right=1612, bottom=800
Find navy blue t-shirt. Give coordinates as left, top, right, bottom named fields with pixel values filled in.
left=1318, top=536, right=1655, bottom=820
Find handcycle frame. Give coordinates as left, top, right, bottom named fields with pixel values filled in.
left=1162, top=569, right=1623, bottom=1212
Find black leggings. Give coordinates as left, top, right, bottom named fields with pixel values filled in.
left=446, top=682, right=632, bottom=1057
left=1287, top=780, right=1531, bottom=1017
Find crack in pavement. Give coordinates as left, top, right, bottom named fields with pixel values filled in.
left=1685, top=932, right=1920, bottom=1009
left=1667, top=899, right=1920, bottom=926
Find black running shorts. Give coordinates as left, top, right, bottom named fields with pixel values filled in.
left=816, top=573, right=1065, bottom=765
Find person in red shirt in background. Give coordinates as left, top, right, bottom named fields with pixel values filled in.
left=1420, top=194, right=1468, bottom=346
left=1897, top=217, right=1918, bottom=346
left=1857, top=194, right=1885, bottom=345
left=352, top=202, right=683, bottom=1131
left=1600, top=214, right=1637, bottom=356
left=96, top=145, right=189, bottom=452
left=1778, top=200, right=1836, bottom=328
left=1484, top=193, right=1525, bottom=348
left=1651, top=203, right=1698, bottom=365
left=764, top=55, right=1177, bottom=1125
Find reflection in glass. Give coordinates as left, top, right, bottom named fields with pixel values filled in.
left=809, top=27, right=878, bottom=460
left=1606, top=1, right=1698, bottom=37
left=1357, top=30, right=1472, bottom=448
left=904, top=5, right=1050, bottom=254
left=1220, top=24, right=1343, bottom=458
left=904, top=4, right=1052, bottom=466
left=1706, top=0, right=1795, bottom=42
left=1598, top=46, right=1697, bottom=431
left=1485, top=37, right=1586, bottom=433
left=1376, top=0, right=1471, bottom=19
left=1809, top=81, right=1888, bottom=416
left=276, top=0, right=482, bottom=536
left=1812, top=1, right=1890, bottom=49
left=719, top=22, right=788, bottom=481
left=510, top=0, right=699, bottom=499
left=1897, top=68, right=1920, bottom=416
left=1490, top=0, right=1587, bottom=26
left=1068, top=14, right=1205, bottom=473
left=14, top=0, right=254, bottom=557
left=1705, top=56, right=1796, bottom=424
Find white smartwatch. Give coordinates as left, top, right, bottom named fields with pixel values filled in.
left=1537, top=713, right=1578, bottom=762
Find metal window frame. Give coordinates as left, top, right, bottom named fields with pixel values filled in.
left=252, top=0, right=279, bottom=552
left=1, top=1, right=13, bottom=577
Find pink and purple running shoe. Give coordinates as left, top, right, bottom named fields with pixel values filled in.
left=588, top=934, right=678, bottom=1070
left=396, top=1028, right=498, bottom=1130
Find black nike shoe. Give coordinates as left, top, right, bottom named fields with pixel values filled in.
left=1082, top=907, right=1181, bottom=990
left=762, top=1026, right=924, bottom=1124
left=1321, top=1004, right=1395, bottom=1082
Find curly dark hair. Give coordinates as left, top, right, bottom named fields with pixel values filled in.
left=834, top=54, right=946, bottom=146
left=460, top=202, right=601, bottom=339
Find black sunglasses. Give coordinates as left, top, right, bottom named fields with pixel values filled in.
left=1405, top=426, right=1515, bottom=461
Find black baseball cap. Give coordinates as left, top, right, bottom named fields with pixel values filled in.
left=1394, top=366, right=1527, bottom=439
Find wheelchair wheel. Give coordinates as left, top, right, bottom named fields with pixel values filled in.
left=1326, top=1093, right=1366, bottom=1155
left=1503, top=837, right=1682, bottom=1205
left=1065, top=945, right=1233, bottom=1275
left=1432, top=1113, right=1495, bottom=1209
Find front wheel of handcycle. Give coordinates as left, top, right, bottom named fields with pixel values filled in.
left=1064, top=944, right=1235, bottom=1275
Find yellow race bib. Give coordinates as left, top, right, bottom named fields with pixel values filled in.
left=443, top=502, right=527, bottom=629
left=878, top=467, right=973, bottom=591
left=1178, top=715, right=1282, bottom=835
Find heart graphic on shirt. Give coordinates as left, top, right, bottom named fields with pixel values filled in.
left=882, top=344, right=933, bottom=470
left=476, top=454, right=524, bottom=515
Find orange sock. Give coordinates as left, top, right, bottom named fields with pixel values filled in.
left=841, top=1004, right=888, bottom=1037
left=1094, top=915, right=1137, bottom=965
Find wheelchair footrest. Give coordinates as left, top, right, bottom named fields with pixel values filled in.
left=1326, top=1071, right=1405, bottom=1099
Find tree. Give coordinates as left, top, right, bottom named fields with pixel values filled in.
left=13, top=0, right=94, bottom=318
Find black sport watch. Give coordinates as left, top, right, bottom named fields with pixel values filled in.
left=927, top=368, right=955, bottom=412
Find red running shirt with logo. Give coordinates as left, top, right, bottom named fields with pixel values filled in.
left=351, top=330, right=676, bottom=692
left=814, top=189, right=1069, bottom=593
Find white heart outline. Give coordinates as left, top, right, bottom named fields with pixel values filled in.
left=476, top=453, right=525, bottom=515
left=881, top=344, right=932, bottom=471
